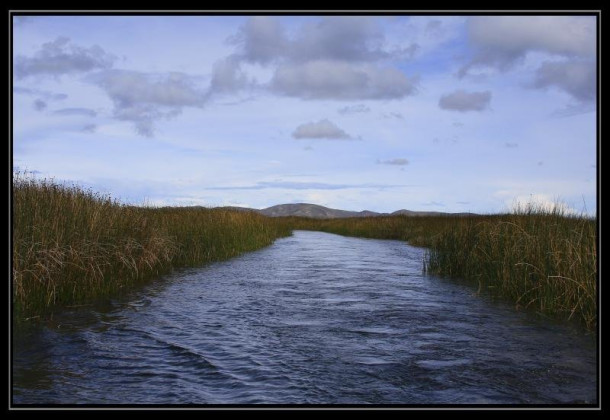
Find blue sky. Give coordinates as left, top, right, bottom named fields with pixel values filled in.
left=12, top=14, right=597, bottom=214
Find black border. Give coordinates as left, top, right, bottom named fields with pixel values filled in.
left=7, top=9, right=602, bottom=411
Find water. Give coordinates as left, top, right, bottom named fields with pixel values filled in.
left=12, top=231, right=597, bottom=405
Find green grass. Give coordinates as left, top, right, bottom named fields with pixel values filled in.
left=12, top=174, right=291, bottom=319
left=13, top=174, right=597, bottom=331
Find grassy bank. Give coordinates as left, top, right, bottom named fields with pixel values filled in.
left=286, top=210, right=597, bottom=330
left=13, top=175, right=597, bottom=330
left=12, top=175, right=291, bottom=318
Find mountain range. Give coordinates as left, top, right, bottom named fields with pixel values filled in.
left=221, top=203, right=475, bottom=219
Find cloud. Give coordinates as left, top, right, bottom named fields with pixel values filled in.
left=234, top=16, right=391, bottom=64
left=82, top=124, right=97, bottom=133
left=224, top=16, right=417, bottom=101
left=33, top=99, right=47, bottom=111
left=422, top=201, right=446, bottom=207
left=272, top=60, right=416, bottom=100
left=15, top=37, right=116, bottom=79
left=91, top=69, right=206, bottom=136
left=205, top=181, right=410, bottom=190
left=505, top=142, right=518, bottom=148
left=14, top=86, right=68, bottom=101
left=338, top=104, right=371, bottom=114
left=439, top=90, right=491, bottom=112
left=509, top=193, right=580, bottom=215
left=290, top=16, right=389, bottom=63
left=230, top=16, right=287, bottom=64
left=292, top=119, right=353, bottom=140
left=382, top=112, right=404, bottom=120
left=378, top=158, right=409, bottom=165
left=208, top=56, right=252, bottom=95
left=533, top=60, right=596, bottom=102
left=460, top=16, right=596, bottom=76
left=53, top=107, right=97, bottom=117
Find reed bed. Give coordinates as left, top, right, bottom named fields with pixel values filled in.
left=13, top=174, right=597, bottom=330
left=12, top=174, right=291, bottom=318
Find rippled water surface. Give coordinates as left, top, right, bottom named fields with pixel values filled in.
left=13, top=231, right=597, bottom=404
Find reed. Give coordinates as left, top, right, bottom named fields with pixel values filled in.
left=13, top=174, right=597, bottom=330
left=12, top=174, right=291, bottom=318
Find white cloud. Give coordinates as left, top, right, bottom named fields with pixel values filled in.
left=509, top=193, right=580, bottom=215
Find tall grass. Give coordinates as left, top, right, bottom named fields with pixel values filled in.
left=12, top=174, right=291, bottom=318
left=13, top=174, right=597, bottom=330
left=426, top=206, right=597, bottom=330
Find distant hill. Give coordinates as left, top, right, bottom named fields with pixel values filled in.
left=250, top=203, right=475, bottom=218
left=259, top=203, right=370, bottom=219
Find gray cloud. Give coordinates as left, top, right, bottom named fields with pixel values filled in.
left=292, top=119, right=353, bottom=140
left=224, top=16, right=417, bottom=101
left=33, top=99, right=47, bottom=111
left=460, top=16, right=595, bottom=77
left=208, top=56, right=251, bottom=95
left=533, top=60, right=596, bottom=102
left=459, top=16, right=596, bottom=103
left=14, top=86, right=68, bottom=101
left=382, top=112, right=404, bottom=120
left=505, top=142, right=518, bottom=148
left=378, top=158, right=409, bottom=165
left=230, top=16, right=287, bottom=64
left=91, top=70, right=206, bottom=136
left=338, top=104, right=371, bottom=114
left=53, top=107, right=97, bottom=117
left=234, top=16, right=390, bottom=64
left=272, top=60, right=416, bottom=100
left=15, top=37, right=116, bottom=79
left=291, top=16, right=388, bottom=63
left=439, top=90, right=491, bottom=112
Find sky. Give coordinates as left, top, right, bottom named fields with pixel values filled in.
left=12, top=14, right=598, bottom=214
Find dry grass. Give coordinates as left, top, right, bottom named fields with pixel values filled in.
left=12, top=174, right=290, bottom=318
left=13, top=174, right=597, bottom=330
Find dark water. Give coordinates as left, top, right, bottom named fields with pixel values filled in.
left=13, top=231, right=597, bottom=405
